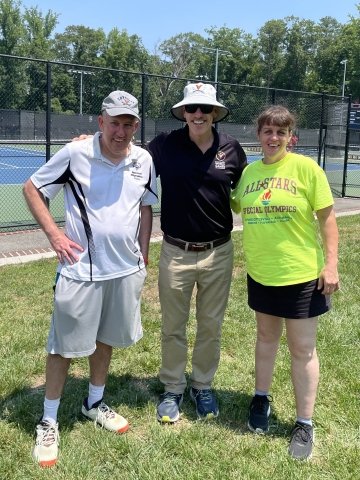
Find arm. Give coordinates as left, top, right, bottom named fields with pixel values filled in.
left=138, top=205, right=153, bottom=265
left=23, top=179, right=83, bottom=264
left=72, top=134, right=93, bottom=141
left=230, top=176, right=242, bottom=214
left=316, top=205, right=339, bottom=294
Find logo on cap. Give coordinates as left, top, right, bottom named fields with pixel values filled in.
left=118, top=95, right=135, bottom=107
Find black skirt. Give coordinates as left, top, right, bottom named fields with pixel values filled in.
left=247, top=274, right=331, bottom=319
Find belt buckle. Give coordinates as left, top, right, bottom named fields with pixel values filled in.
left=190, top=243, right=208, bottom=252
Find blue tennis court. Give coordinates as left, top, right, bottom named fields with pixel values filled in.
left=0, top=146, right=47, bottom=185
left=1, top=146, right=359, bottom=186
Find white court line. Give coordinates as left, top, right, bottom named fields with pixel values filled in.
left=0, top=163, right=38, bottom=169
left=0, top=161, right=22, bottom=169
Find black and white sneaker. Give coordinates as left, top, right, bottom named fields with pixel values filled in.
left=247, top=394, right=271, bottom=433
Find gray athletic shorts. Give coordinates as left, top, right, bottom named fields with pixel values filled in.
left=47, top=269, right=147, bottom=358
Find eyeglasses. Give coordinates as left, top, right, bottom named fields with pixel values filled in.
left=184, top=104, right=214, bottom=114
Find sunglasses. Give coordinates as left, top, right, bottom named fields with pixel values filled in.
left=184, top=104, right=214, bottom=114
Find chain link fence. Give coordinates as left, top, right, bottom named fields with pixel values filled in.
left=0, top=54, right=358, bottom=232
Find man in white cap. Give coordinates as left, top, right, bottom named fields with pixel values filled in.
left=149, top=83, right=247, bottom=423
left=23, top=90, right=158, bottom=467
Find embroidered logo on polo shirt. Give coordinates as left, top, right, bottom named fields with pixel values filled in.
left=130, top=159, right=143, bottom=179
left=215, top=150, right=226, bottom=169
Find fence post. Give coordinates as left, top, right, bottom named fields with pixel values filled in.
left=141, top=73, right=147, bottom=146
left=214, top=81, right=220, bottom=131
left=271, top=89, right=276, bottom=104
left=44, top=62, right=52, bottom=208
left=342, top=95, right=352, bottom=197
left=318, top=93, right=326, bottom=167
left=46, top=62, right=51, bottom=163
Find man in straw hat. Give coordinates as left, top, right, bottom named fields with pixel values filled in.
left=149, top=83, right=247, bottom=423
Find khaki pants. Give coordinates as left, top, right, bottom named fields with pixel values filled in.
left=158, top=238, right=234, bottom=393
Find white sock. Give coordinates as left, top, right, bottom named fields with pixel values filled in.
left=88, top=383, right=105, bottom=408
left=255, top=390, right=269, bottom=397
left=43, top=397, right=61, bottom=424
left=296, top=417, right=312, bottom=426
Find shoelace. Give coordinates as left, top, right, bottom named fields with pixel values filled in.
left=95, top=402, right=116, bottom=427
left=162, top=393, right=181, bottom=404
left=293, top=424, right=313, bottom=444
left=195, top=390, right=213, bottom=402
left=37, top=423, right=58, bottom=446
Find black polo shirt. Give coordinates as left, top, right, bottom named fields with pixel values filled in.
left=148, top=125, right=247, bottom=242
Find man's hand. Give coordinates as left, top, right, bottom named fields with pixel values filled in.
left=49, top=229, right=84, bottom=265
left=72, top=134, right=93, bottom=141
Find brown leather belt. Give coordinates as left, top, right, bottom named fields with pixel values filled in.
left=164, top=234, right=231, bottom=252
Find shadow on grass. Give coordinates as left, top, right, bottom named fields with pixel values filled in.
left=176, top=387, right=294, bottom=437
left=0, top=373, right=160, bottom=434
left=0, top=374, right=293, bottom=439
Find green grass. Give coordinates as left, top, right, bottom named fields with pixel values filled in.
left=0, top=216, right=359, bottom=479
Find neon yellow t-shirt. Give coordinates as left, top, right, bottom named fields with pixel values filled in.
left=230, top=152, right=334, bottom=286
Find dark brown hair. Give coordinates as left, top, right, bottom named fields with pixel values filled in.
left=256, top=105, right=296, bottom=134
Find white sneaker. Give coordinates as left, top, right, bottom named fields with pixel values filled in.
left=81, top=398, right=129, bottom=433
left=32, top=419, right=59, bottom=468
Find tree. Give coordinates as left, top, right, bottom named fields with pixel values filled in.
left=277, top=17, right=317, bottom=92
left=145, top=33, right=206, bottom=119
left=204, top=26, right=256, bottom=85
left=156, top=32, right=205, bottom=79
left=103, top=28, right=149, bottom=72
left=0, top=0, right=24, bottom=54
left=306, top=16, right=343, bottom=94
left=54, top=25, right=106, bottom=66
left=52, top=26, right=106, bottom=114
left=257, top=20, right=287, bottom=89
left=21, top=6, right=58, bottom=111
left=22, top=6, right=58, bottom=59
left=0, top=0, right=26, bottom=108
left=98, top=28, right=150, bottom=110
left=337, top=7, right=360, bottom=100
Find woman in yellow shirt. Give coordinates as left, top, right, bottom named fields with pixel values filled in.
left=231, top=105, right=339, bottom=460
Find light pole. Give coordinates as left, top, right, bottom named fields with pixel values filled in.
left=69, top=69, right=94, bottom=114
left=340, top=59, right=348, bottom=97
left=198, top=47, right=232, bottom=83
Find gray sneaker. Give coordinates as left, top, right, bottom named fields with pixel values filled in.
left=288, top=422, right=314, bottom=460
left=156, top=392, right=183, bottom=423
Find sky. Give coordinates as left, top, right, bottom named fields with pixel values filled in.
left=20, top=0, right=359, bottom=52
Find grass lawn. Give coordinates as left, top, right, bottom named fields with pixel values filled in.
left=0, top=215, right=359, bottom=479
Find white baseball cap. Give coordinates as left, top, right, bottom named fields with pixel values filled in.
left=101, top=90, right=140, bottom=120
left=171, top=83, right=229, bottom=123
